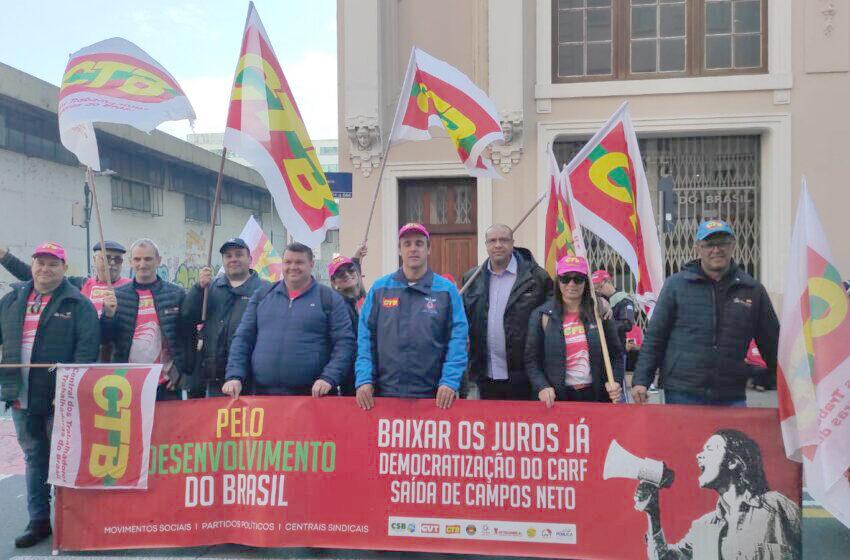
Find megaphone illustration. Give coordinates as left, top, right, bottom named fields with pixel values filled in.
left=603, top=439, right=674, bottom=487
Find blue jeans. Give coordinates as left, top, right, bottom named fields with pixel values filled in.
left=11, top=407, right=53, bottom=521
left=664, top=390, right=747, bottom=407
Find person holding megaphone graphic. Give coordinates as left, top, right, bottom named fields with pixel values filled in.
left=605, top=430, right=801, bottom=560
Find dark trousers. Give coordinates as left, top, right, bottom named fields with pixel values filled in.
left=477, top=378, right=532, bottom=401
left=561, top=385, right=597, bottom=402
left=12, top=408, right=53, bottom=522
left=156, top=385, right=182, bottom=401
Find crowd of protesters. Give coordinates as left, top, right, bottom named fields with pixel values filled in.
left=0, top=217, right=782, bottom=547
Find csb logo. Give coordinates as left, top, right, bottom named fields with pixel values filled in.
left=88, top=373, right=133, bottom=481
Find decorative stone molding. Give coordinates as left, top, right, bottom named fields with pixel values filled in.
left=489, top=114, right=524, bottom=173
left=345, top=117, right=383, bottom=177
left=822, top=1, right=837, bottom=37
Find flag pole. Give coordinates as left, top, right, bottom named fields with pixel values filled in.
left=85, top=166, right=111, bottom=288
left=361, top=138, right=398, bottom=246
left=590, top=290, right=617, bottom=390
left=458, top=190, right=547, bottom=295
left=197, top=148, right=228, bottom=351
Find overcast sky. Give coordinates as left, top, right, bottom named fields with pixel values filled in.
left=0, top=0, right=338, bottom=140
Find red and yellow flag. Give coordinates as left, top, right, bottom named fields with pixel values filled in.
left=565, top=103, right=663, bottom=308
left=778, top=179, right=850, bottom=527
left=48, top=364, right=161, bottom=490
left=544, top=147, right=584, bottom=277
left=390, top=48, right=504, bottom=179
left=223, top=2, right=338, bottom=248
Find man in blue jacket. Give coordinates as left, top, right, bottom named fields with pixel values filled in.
left=222, top=242, right=355, bottom=398
left=355, top=223, right=469, bottom=410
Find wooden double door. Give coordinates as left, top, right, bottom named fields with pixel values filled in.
left=398, top=178, right=477, bottom=287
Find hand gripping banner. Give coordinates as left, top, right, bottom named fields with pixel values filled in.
left=56, top=397, right=801, bottom=558
left=223, top=2, right=338, bottom=248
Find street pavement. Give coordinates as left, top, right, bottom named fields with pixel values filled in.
left=1, top=391, right=848, bottom=559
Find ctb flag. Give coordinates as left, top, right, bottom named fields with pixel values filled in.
left=777, top=179, right=850, bottom=527
left=59, top=37, right=196, bottom=170
left=48, top=363, right=161, bottom=490
left=224, top=2, right=338, bottom=248
left=390, top=47, right=504, bottom=179
left=544, top=146, right=585, bottom=277
left=565, top=102, right=663, bottom=309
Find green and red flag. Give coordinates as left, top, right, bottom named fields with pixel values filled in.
left=390, top=47, right=504, bottom=179
left=48, top=363, right=162, bottom=490
left=58, top=37, right=196, bottom=171
left=778, top=178, right=850, bottom=527
left=223, top=2, right=338, bottom=248
left=544, top=146, right=585, bottom=277
left=565, top=102, right=663, bottom=309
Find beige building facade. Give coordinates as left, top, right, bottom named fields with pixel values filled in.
left=337, top=0, right=850, bottom=297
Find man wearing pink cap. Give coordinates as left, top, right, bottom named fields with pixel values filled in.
left=0, top=242, right=100, bottom=547
left=355, top=223, right=468, bottom=410
left=525, top=255, right=623, bottom=406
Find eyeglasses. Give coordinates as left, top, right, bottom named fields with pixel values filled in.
left=558, top=274, right=586, bottom=285
left=699, top=239, right=734, bottom=250
left=333, top=266, right=357, bottom=280
left=106, top=256, right=124, bottom=265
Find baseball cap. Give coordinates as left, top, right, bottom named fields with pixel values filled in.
left=219, top=238, right=250, bottom=253
left=591, top=269, right=611, bottom=284
left=556, top=255, right=589, bottom=277
left=399, top=222, right=430, bottom=239
left=327, top=254, right=355, bottom=278
left=696, top=219, right=734, bottom=241
left=92, top=240, right=126, bottom=253
left=32, top=241, right=66, bottom=262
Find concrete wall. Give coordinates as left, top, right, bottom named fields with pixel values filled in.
left=0, top=149, right=338, bottom=294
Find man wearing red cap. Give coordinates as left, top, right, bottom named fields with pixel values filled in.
left=0, top=240, right=131, bottom=318
left=0, top=242, right=100, bottom=547
left=355, top=223, right=469, bottom=410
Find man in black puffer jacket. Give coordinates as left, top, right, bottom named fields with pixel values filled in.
left=182, top=238, right=270, bottom=398
left=462, top=225, right=553, bottom=400
left=101, top=239, right=188, bottom=401
left=632, top=220, right=779, bottom=406
left=0, top=242, right=100, bottom=548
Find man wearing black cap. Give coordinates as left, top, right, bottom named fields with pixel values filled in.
left=0, top=241, right=130, bottom=317
left=182, top=237, right=270, bottom=397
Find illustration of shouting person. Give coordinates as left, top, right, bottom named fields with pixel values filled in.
left=634, top=429, right=801, bottom=560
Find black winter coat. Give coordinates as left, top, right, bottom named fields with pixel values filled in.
left=0, top=279, right=100, bottom=412
left=181, top=271, right=269, bottom=389
left=462, top=248, right=553, bottom=385
left=101, top=278, right=188, bottom=374
left=525, top=297, right=624, bottom=403
left=632, top=260, right=779, bottom=400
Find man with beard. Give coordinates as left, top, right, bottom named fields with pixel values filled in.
left=183, top=238, right=270, bottom=397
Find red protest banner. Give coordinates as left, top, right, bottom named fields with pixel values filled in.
left=55, top=397, right=802, bottom=558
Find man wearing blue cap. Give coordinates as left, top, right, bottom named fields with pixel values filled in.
left=631, top=219, right=779, bottom=406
